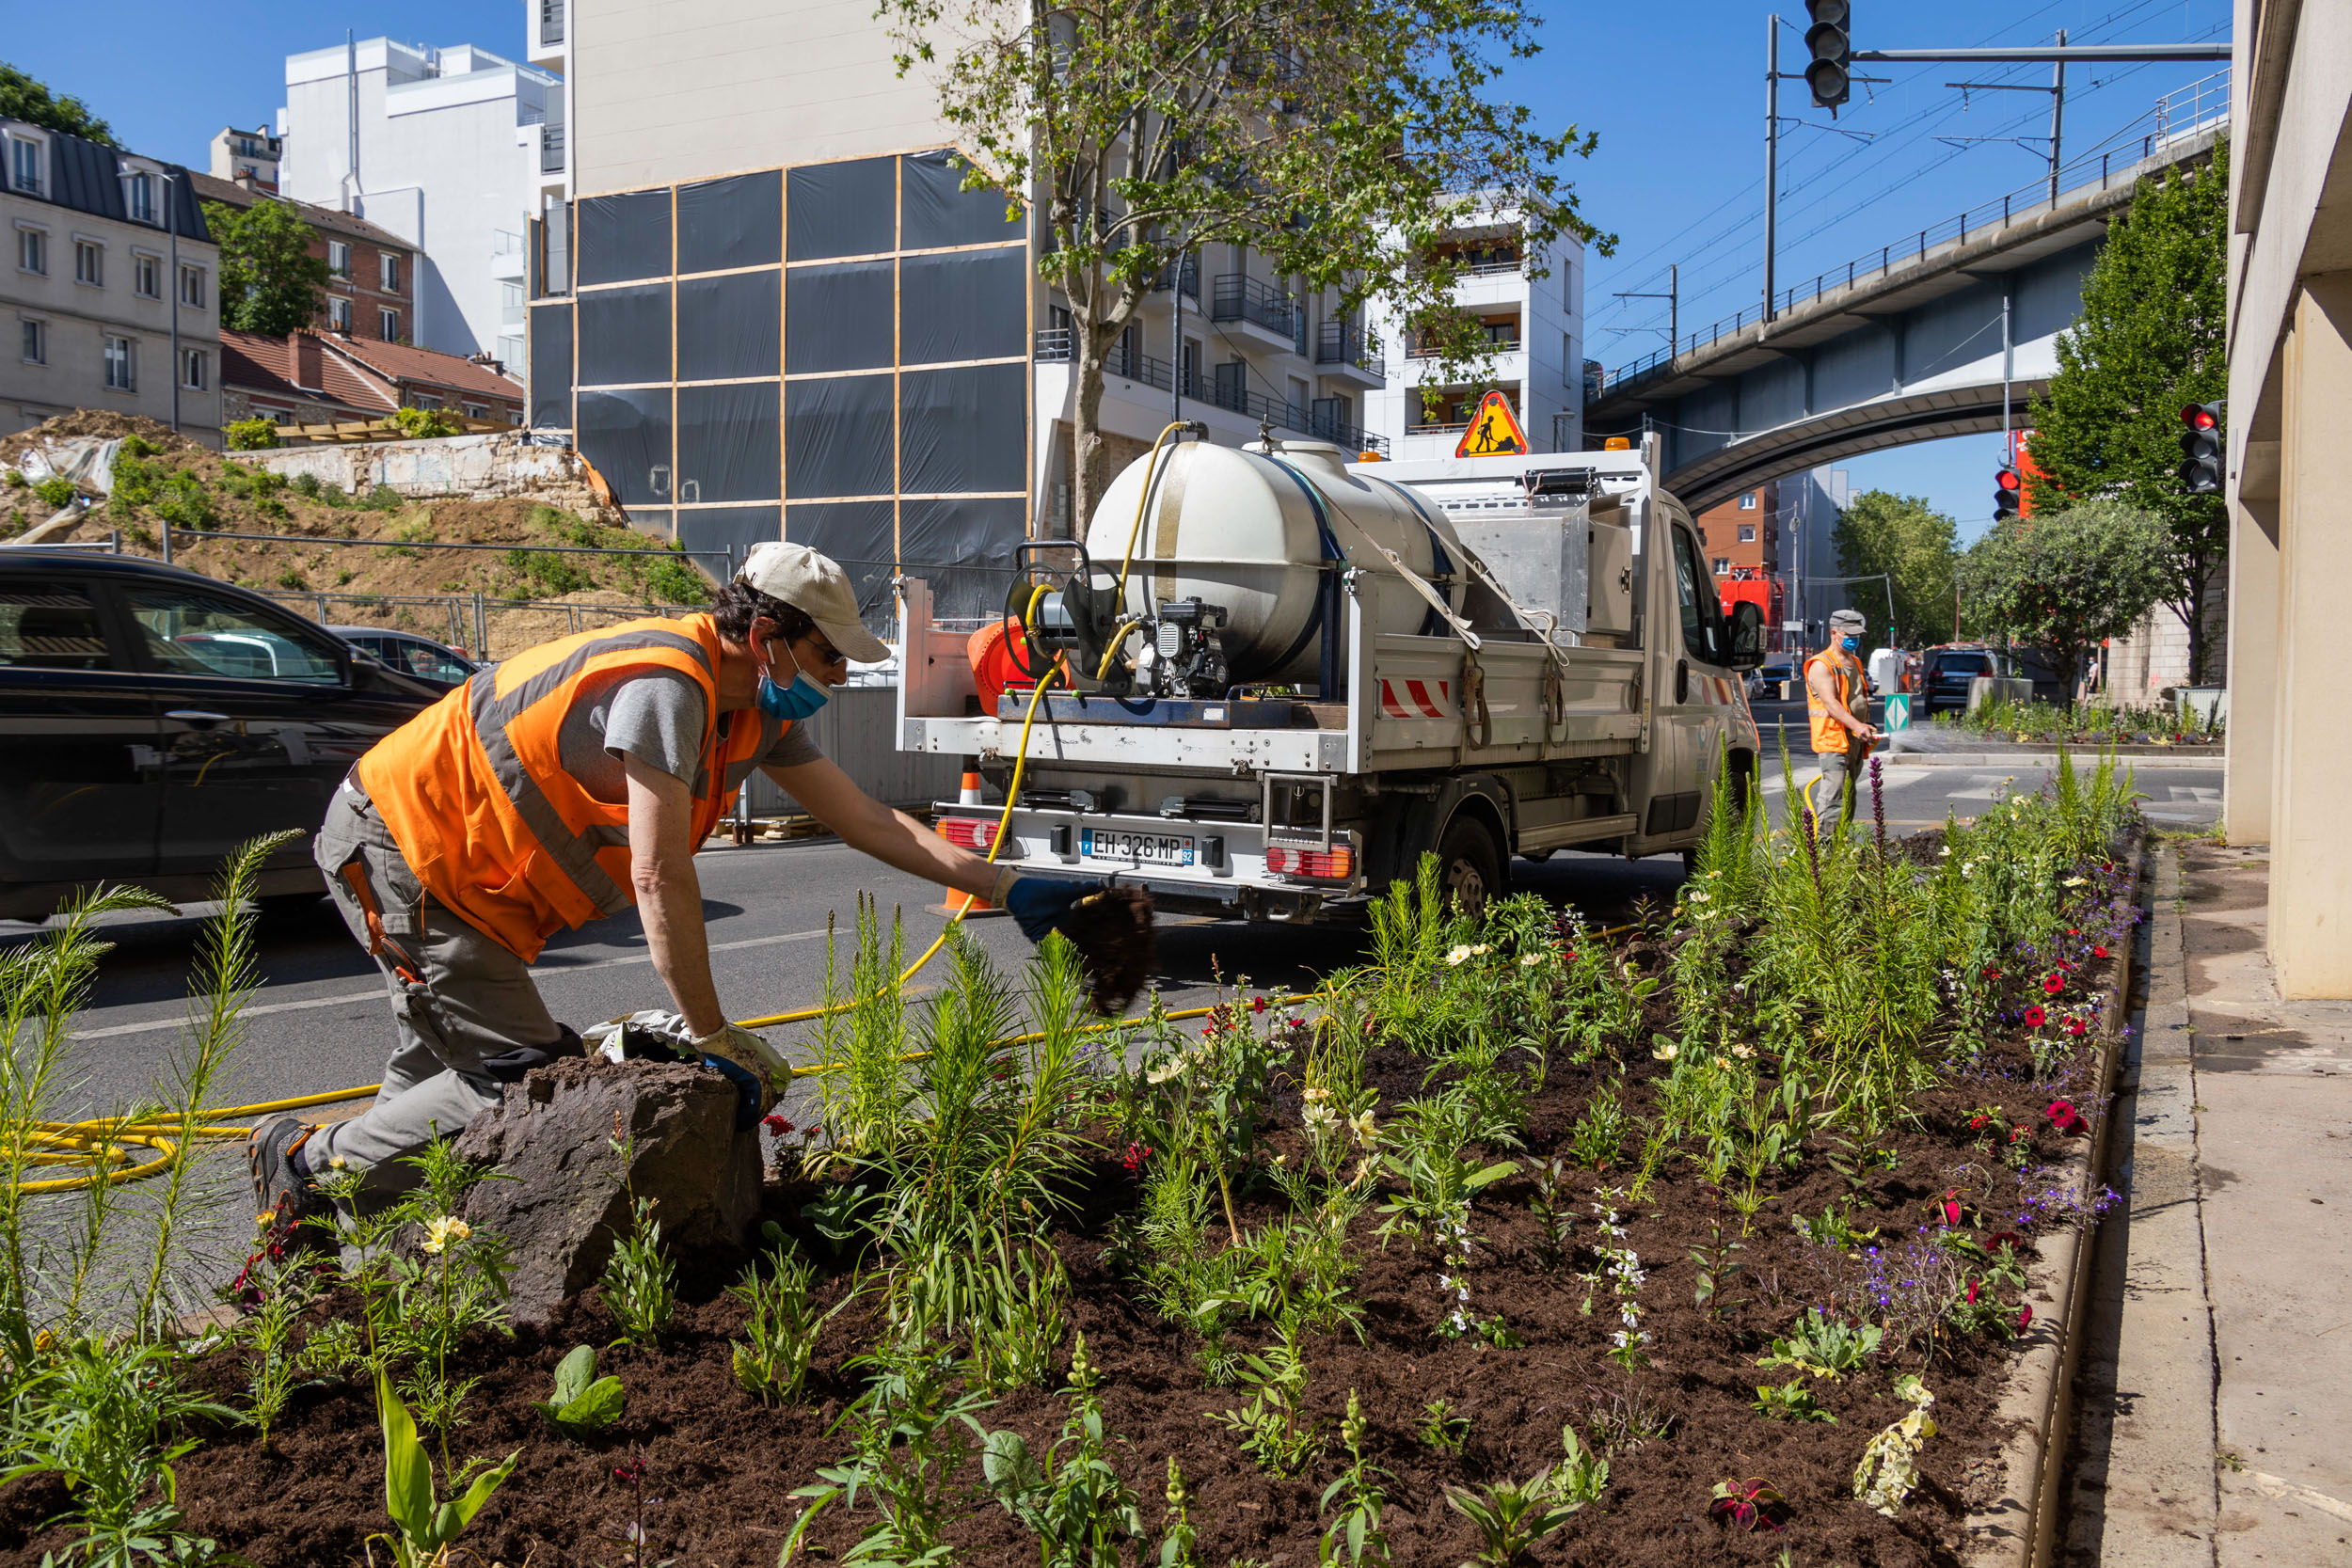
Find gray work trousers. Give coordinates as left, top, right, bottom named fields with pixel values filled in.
left=310, top=778, right=568, bottom=1190
left=1805, top=737, right=1868, bottom=839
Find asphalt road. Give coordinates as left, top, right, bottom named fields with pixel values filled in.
left=29, top=696, right=2220, bottom=1120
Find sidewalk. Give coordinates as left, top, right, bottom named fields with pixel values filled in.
left=2062, top=840, right=2352, bottom=1565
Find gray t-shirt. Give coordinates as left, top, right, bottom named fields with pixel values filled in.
left=556, top=669, right=820, bottom=804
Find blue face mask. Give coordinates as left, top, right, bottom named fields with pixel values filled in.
left=756, top=637, right=832, bottom=721
left=1840, top=635, right=1861, bottom=655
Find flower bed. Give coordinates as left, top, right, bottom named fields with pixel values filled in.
left=0, top=759, right=2145, bottom=1568
left=1932, top=697, right=2219, bottom=749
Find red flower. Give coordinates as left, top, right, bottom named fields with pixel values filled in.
left=2067, top=928, right=2080, bottom=937
left=2043, top=973, right=2066, bottom=995
left=762, top=1113, right=795, bottom=1137
left=2009, top=1124, right=2029, bottom=1144
left=2092, top=944, right=2110, bottom=958
left=1965, top=1279, right=1980, bottom=1305
left=1940, top=1191, right=1961, bottom=1227
left=1121, top=1141, right=1152, bottom=1175
left=1986, top=1230, right=2026, bottom=1253
left=2023, top=1006, right=2047, bottom=1028
left=2017, top=1304, right=2034, bottom=1334
left=1562, top=949, right=1579, bottom=961
left=2046, top=1100, right=2088, bottom=1135
left=1251, top=995, right=1268, bottom=1014
left=1969, top=1114, right=1988, bottom=1132
left=1983, top=965, right=2004, bottom=979
left=2065, top=1018, right=2088, bottom=1037
left=613, top=1460, right=646, bottom=1484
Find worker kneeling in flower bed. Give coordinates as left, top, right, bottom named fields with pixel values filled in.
left=250, top=543, right=1131, bottom=1237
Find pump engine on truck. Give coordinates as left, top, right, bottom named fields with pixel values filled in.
left=896, top=429, right=1768, bottom=923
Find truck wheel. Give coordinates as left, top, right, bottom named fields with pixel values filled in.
left=1437, top=816, right=1503, bottom=923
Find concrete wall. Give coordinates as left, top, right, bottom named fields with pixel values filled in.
left=1, top=193, right=223, bottom=443
left=571, top=0, right=950, bottom=193
left=2224, top=0, right=2352, bottom=996
left=280, top=39, right=553, bottom=361
left=228, top=430, right=616, bottom=517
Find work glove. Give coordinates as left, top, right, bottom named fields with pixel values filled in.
left=692, top=1022, right=788, bottom=1128
left=988, top=871, right=1159, bottom=1017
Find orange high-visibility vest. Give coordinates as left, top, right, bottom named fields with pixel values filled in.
left=357, top=613, right=776, bottom=961
left=1804, top=646, right=1867, bottom=756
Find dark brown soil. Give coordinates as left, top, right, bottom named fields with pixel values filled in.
left=0, top=877, right=2137, bottom=1568
left=1065, top=884, right=1158, bottom=1014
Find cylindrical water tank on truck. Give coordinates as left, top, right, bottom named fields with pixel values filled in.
left=1080, top=440, right=1469, bottom=687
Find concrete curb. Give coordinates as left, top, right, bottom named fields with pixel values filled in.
left=1883, top=752, right=2218, bottom=770
left=1963, top=829, right=2146, bottom=1567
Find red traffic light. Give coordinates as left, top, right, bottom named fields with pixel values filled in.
left=1994, top=467, right=2022, bottom=491
left=2182, top=404, right=2218, bottom=431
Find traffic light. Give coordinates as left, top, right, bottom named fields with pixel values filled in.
left=1994, top=467, right=2022, bottom=522
left=1804, top=1, right=1853, bottom=112
left=2177, top=402, right=2224, bottom=495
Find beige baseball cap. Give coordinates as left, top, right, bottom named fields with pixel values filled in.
left=737, top=542, right=891, bottom=663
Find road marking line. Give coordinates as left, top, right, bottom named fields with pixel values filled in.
left=72, top=925, right=834, bottom=1042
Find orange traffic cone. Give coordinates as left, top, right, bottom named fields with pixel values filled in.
left=933, top=770, right=1007, bottom=917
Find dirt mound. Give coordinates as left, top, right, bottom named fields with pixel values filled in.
left=1, top=413, right=711, bottom=657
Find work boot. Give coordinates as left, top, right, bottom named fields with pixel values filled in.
left=246, top=1115, right=328, bottom=1251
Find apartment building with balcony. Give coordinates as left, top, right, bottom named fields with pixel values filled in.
left=3, top=119, right=221, bottom=442
left=208, top=125, right=282, bottom=192
left=277, top=38, right=557, bottom=368
left=527, top=0, right=1402, bottom=623
left=1364, top=206, right=1583, bottom=461
left=189, top=173, right=421, bottom=350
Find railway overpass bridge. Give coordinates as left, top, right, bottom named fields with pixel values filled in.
left=1584, top=120, right=2226, bottom=515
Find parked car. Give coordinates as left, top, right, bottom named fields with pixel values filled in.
left=0, top=552, right=445, bottom=921
left=1921, top=645, right=2000, bottom=714
left=327, top=626, right=479, bottom=689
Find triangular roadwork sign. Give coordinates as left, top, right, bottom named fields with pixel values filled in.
left=1455, top=390, right=1527, bottom=457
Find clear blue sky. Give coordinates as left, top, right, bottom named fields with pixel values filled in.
left=9, top=1, right=2231, bottom=532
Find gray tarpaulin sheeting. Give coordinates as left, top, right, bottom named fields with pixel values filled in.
left=577, top=189, right=673, bottom=286
left=900, top=150, right=1023, bottom=251
left=676, top=507, right=783, bottom=570
left=785, top=262, right=894, bottom=374
left=902, top=496, right=1023, bottom=621
left=677, top=382, right=780, bottom=504
left=678, top=170, right=781, bottom=276
left=787, top=501, right=896, bottom=630
left=578, top=283, right=672, bottom=388
left=529, top=304, right=573, bottom=428
left=576, top=388, right=674, bottom=507
left=787, top=158, right=896, bottom=261
left=678, top=270, right=781, bottom=381
left=786, top=375, right=894, bottom=499
left=900, top=364, right=1025, bottom=494
left=898, top=246, right=1025, bottom=366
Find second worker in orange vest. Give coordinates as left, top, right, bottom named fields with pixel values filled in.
left=249, top=544, right=1097, bottom=1228
left=1803, top=607, right=1884, bottom=836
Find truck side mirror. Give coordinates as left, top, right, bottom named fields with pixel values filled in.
left=1727, top=601, right=1766, bottom=670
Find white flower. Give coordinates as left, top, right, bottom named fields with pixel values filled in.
left=1302, top=1101, right=1340, bottom=1136
left=1445, top=944, right=1474, bottom=966
left=1651, top=1041, right=1678, bottom=1062
left=1145, top=1056, right=1186, bottom=1085
left=2063, top=876, right=2089, bottom=888
left=1939, top=846, right=1952, bottom=857
left=1731, top=1043, right=1756, bottom=1060
left=1349, top=1109, right=1379, bottom=1148
left=1689, top=889, right=1710, bottom=904
left=1519, top=952, right=1545, bottom=968
left=1302, top=1085, right=1330, bottom=1104
left=1470, top=943, right=1492, bottom=957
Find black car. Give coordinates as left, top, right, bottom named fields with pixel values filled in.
left=0, top=551, right=446, bottom=921
left=326, top=626, right=480, bottom=689
left=1921, top=647, right=1999, bottom=714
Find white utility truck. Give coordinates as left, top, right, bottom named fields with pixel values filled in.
left=895, top=431, right=1766, bottom=921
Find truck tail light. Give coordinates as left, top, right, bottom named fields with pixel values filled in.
left=935, top=816, right=999, bottom=853
left=1267, top=844, right=1354, bottom=879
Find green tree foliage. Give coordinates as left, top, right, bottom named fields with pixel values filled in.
left=0, top=64, right=116, bottom=145
left=1831, top=489, right=1959, bottom=650
left=875, top=0, right=1613, bottom=527
left=2024, top=138, right=2228, bottom=680
left=1960, top=499, right=2169, bottom=704
left=204, top=198, right=331, bottom=337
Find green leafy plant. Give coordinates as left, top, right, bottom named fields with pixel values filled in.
left=1853, top=1374, right=1937, bottom=1516
left=1689, top=1213, right=1744, bottom=1321
left=1751, top=1380, right=1836, bottom=1424
left=1316, top=1389, right=1392, bottom=1565
left=1443, top=1463, right=1589, bottom=1566
left=533, top=1344, right=626, bottom=1435
left=782, top=1342, right=994, bottom=1565
left=1156, top=1457, right=1198, bottom=1568
left=1566, top=1079, right=1628, bottom=1171
left=224, top=418, right=280, bottom=451
left=979, top=1337, right=1144, bottom=1568
left=236, top=1255, right=322, bottom=1451
left=1553, top=1423, right=1610, bottom=1509
left=1756, top=1308, right=1882, bottom=1380
left=1417, top=1398, right=1470, bottom=1455
left=1709, top=1477, right=1788, bottom=1533
left=370, top=1370, right=518, bottom=1568
left=598, top=1132, right=675, bottom=1348
left=1208, top=1318, right=1322, bottom=1476
left=730, top=1227, right=848, bottom=1404
left=33, top=475, right=76, bottom=510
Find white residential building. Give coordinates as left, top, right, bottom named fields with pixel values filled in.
left=1364, top=206, right=1584, bottom=461
left=278, top=38, right=558, bottom=368
left=207, top=125, right=281, bottom=192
